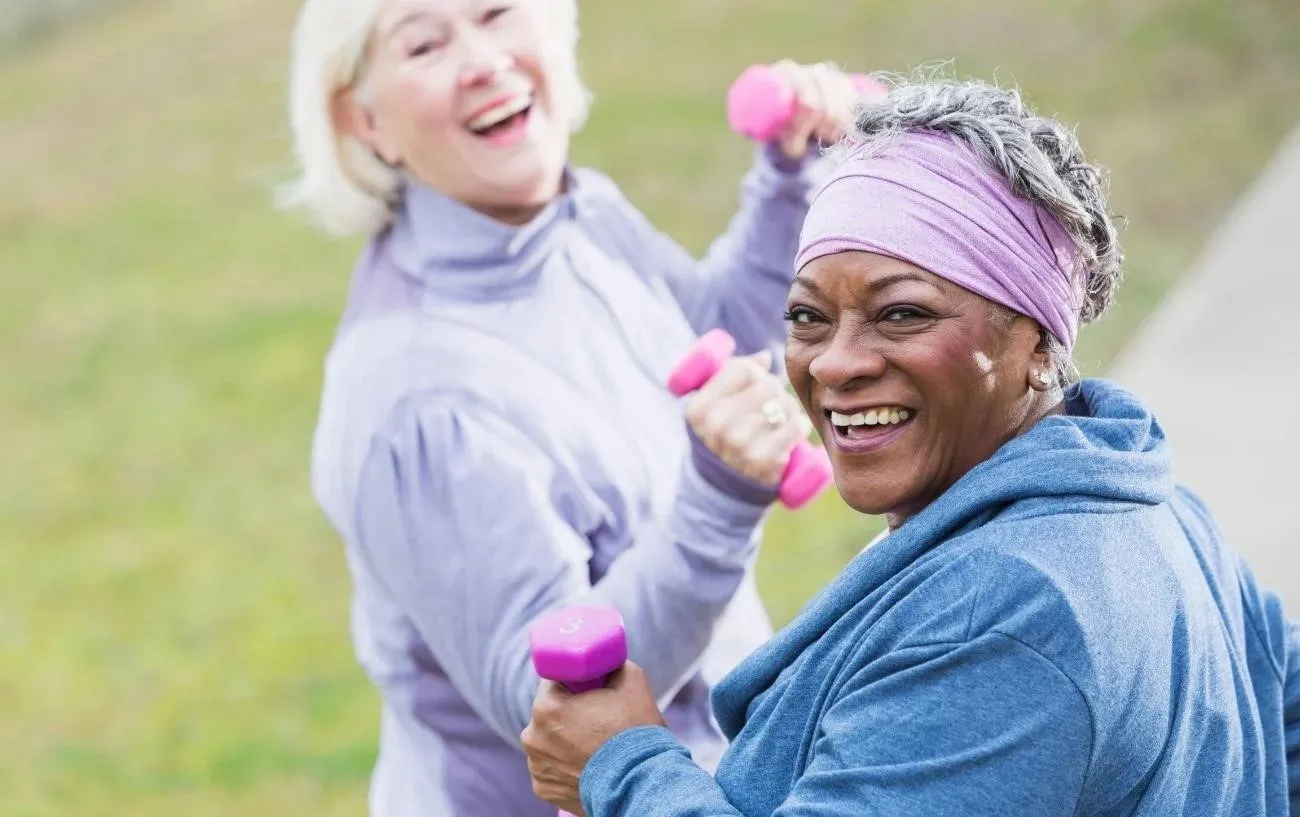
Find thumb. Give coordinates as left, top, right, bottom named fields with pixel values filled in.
left=538, top=679, right=575, bottom=700
left=748, top=349, right=774, bottom=372
left=606, top=661, right=645, bottom=691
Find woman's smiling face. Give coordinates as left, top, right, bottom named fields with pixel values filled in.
left=784, top=250, right=1056, bottom=527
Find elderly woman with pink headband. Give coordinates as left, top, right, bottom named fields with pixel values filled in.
left=521, top=77, right=1300, bottom=816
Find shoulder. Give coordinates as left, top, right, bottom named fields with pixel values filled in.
left=570, top=165, right=629, bottom=204
left=569, top=166, right=661, bottom=233
left=907, top=505, right=1212, bottom=699
left=946, top=509, right=1167, bottom=636
left=311, top=299, right=530, bottom=538
left=882, top=504, right=1182, bottom=658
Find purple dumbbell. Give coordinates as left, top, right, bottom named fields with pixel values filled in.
left=726, top=63, right=887, bottom=142
left=529, top=606, right=628, bottom=817
left=667, top=328, right=833, bottom=510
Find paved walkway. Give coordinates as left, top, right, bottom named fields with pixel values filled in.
left=1110, top=126, right=1300, bottom=612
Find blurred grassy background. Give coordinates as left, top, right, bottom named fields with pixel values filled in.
left=2, top=0, right=1298, bottom=814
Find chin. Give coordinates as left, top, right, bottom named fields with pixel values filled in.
left=494, top=148, right=566, bottom=199
left=835, top=475, right=908, bottom=518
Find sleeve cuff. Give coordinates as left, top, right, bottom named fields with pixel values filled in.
left=753, top=142, right=826, bottom=191
left=580, top=726, right=689, bottom=814
left=687, top=426, right=780, bottom=508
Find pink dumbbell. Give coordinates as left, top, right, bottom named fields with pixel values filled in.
left=667, top=329, right=833, bottom=510
left=529, top=606, right=628, bottom=817
left=529, top=605, right=628, bottom=693
left=726, top=64, right=887, bottom=142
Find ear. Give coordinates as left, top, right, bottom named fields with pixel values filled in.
left=331, top=85, right=401, bottom=166
left=1002, top=314, right=1053, bottom=391
left=1026, top=326, right=1055, bottom=391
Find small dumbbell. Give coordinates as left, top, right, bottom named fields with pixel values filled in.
left=529, top=605, right=628, bottom=693
left=726, top=63, right=886, bottom=142
left=529, top=606, right=628, bottom=817
left=667, top=328, right=832, bottom=509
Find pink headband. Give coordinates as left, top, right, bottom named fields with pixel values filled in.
left=795, top=130, right=1081, bottom=349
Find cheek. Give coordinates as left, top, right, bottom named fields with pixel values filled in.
left=783, top=344, right=815, bottom=399
left=532, top=49, right=577, bottom=118
left=385, top=71, right=458, bottom=135
left=903, top=342, right=991, bottom=428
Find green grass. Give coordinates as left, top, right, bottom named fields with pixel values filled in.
left=2, top=0, right=1298, bottom=813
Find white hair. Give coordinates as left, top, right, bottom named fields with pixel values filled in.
left=279, top=0, right=591, bottom=236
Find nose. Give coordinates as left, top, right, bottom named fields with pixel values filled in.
left=807, top=324, right=887, bottom=391
left=457, top=28, right=512, bottom=87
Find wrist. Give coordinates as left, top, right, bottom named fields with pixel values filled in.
left=580, top=726, right=686, bottom=815
left=759, top=140, right=809, bottom=174
left=687, top=426, right=779, bottom=507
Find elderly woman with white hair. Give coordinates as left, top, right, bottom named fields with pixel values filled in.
left=284, top=0, right=866, bottom=814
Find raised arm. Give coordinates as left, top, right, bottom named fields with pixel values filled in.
left=348, top=392, right=782, bottom=745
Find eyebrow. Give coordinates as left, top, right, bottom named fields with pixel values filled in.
left=792, top=270, right=937, bottom=296
left=866, top=271, right=936, bottom=293
left=382, top=9, right=432, bottom=39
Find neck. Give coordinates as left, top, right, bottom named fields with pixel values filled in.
left=464, top=169, right=569, bottom=227
left=472, top=200, right=549, bottom=226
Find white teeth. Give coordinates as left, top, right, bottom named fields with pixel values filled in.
left=468, top=94, right=532, bottom=132
left=829, top=408, right=913, bottom=428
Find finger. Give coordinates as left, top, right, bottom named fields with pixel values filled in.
left=606, top=661, right=644, bottom=690
left=735, top=386, right=806, bottom=440
left=783, top=111, right=820, bottom=159
left=530, top=681, right=572, bottom=729
left=540, top=679, right=573, bottom=700
left=779, top=72, right=821, bottom=158
left=693, top=392, right=766, bottom=461
left=704, top=381, right=799, bottom=459
left=687, top=352, right=768, bottom=407
left=807, top=63, right=851, bottom=145
left=746, top=402, right=810, bottom=466
left=532, top=680, right=572, bottom=710
left=797, top=401, right=815, bottom=437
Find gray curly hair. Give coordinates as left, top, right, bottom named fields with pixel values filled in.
left=831, top=71, right=1125, bottom=385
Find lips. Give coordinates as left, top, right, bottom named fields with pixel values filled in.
left=465, top=93, right=533, bottom=134
left=822, top=403, right=916, bottom=454
left=828, top=406, right=911, bottom=428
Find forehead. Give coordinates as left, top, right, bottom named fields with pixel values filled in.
left=376, top=0, right=468, bottom=27
left=794, top=251, right=946, bottom=294
left=375, top=0, right=518, bottom=35
left=376, top=0, right=543, bottom=27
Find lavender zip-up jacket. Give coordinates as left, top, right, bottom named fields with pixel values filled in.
left=310, top=146, right=818, bottom=816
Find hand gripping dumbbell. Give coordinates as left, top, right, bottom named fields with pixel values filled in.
left=667, top=328, right=832, bottom=509
left=529, top=606, right=628, bottom=817
left=726, top=63, right=887, bottom=142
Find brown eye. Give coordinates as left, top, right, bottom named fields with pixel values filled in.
left=880, top=306, right=927, bottom=323
left=783, top=307, right=822, bottom=326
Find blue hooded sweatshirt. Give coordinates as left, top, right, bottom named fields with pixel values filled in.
left=579, top=378, right=1300, bottom=815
